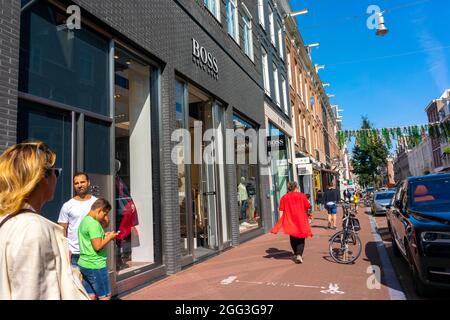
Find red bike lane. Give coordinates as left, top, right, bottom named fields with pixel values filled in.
left=122, top=207, right=394, bottom=300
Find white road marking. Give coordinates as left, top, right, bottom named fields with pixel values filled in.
left=220, top=276, right=340, bottom=294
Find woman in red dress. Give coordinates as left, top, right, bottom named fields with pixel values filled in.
left=271, top=181, right=312, bottom=264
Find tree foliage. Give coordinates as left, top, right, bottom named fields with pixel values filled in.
left=351, top=117, right=389, bottom=188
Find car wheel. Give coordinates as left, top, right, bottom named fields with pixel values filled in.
left=406, top=244, right=433, bottom=297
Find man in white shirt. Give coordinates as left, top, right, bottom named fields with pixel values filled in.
left=58, top=172, right=98, bottom=267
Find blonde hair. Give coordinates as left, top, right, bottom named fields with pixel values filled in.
left=0, top=141, right=56, bottom=216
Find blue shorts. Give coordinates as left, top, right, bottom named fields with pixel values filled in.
left=79, top=266, right=111, bottom=299
left=326, top=203, right=337, bottom=215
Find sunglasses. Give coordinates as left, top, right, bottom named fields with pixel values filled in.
left=47, top=168, right=63, bottom=178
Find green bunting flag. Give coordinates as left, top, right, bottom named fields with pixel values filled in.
left=337, top=120, right=450, bottom=149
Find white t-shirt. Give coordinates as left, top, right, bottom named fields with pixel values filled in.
left=58, top=196, right=98, bottom=254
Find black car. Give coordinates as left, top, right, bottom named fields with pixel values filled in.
left=386, top=174, right=450, bottom=296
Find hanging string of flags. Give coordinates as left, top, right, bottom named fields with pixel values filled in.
left=336, top=120, right=450, bottom=149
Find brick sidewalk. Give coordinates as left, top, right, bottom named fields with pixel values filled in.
left=122, top=207, right=392, bottom=300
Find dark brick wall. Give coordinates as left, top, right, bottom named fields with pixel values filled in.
left=67, top=0, right=269, bottom=272
left=0, top=0, right=20, bottom=154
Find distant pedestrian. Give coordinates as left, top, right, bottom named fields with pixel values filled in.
left=324, top=185, right=341, bottom=229
left=0, top=141, right=89, bottom=300
left=305, top=194, right=313, bottom=224
left=58, top=172, right=98, bottom=268
left=271, top=182, right=312, bottom=264
left=316, top=190, right=324, bottom=211
left=78, top=198, right=118, bottom=300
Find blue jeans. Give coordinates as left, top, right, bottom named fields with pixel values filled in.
left=79, top=266, right=111, bottom=299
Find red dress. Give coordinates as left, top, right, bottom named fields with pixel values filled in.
left=271, top=192, right=313, bottom=239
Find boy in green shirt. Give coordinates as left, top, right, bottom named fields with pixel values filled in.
left=78, top=198, right=117, bottom=300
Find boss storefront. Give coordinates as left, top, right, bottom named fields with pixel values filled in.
left=8, top=0, right=269, bottom=295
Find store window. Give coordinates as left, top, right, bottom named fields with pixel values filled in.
left=234, top=115, right=261, bottom=233
left=19, top=1, right=110, bottom=115
left=114, top=47, right=155, bottom=277
left=269, top=122, right=293, bottom=221
left=17, top=101, right=72, bottom=223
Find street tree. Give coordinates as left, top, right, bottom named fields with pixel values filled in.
left=351, top=117, right=389, bottom=189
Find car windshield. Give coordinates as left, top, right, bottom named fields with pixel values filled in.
left=375, top=192, right=395, bottom=200
left=410, top=177, right=450, bottom=212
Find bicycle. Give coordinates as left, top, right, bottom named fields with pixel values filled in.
left=329, top=202, right=362, bottom=264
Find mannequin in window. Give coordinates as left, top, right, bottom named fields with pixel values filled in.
left=238, top=177, right=248, bottom=222
left=246, top=177, right=256, bottom=224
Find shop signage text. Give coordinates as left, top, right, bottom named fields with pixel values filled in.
left=298, top=164, right=313, bottom=176
left=192, top=38, right=219, bottom=80
left=266, top=135, right=287, bottom=154
left=295, top=157, right=310, bottom=165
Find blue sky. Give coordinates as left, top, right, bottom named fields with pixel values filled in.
left=289, top=0, right=450, bottom=132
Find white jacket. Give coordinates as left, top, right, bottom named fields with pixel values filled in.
left=0, top=209, right=90, bottom=300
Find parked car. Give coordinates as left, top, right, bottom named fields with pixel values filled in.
left=386, top=174, right=450, bottom=296
left=371, top=191, right=395, bottom=215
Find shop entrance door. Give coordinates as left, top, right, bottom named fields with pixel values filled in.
left=188, top=89, right=220, bottom=259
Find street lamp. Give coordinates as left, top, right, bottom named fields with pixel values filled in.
left=327, top=94, right=335, bottom=98
left=288, top=8, right=309, bottom=18
left=306, top=42, right=320, bottom=49
left=315, top=64, right=325, bottom=72
left=376, top=12, right=389, bottom=36
left=322, top=83, right=330, bottom=87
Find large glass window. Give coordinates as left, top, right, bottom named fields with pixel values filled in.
left=19, top=1, right=110, bottom=115
left=175, top=80, right=189, bottom=256
left=269, top=122, right=293, bottom=221
left=243, top=15, right=253, bottom=60
left=17, top=100, right=72, bottom=223
left=226, top=0, right=239, bottom=42
left=234, top=115, right=261, bottom=233
left=85, top=117, right=110, bottom=175
left=114, top=47, right=154, bottom=276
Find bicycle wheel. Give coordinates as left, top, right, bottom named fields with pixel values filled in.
left=329, top=230, right=362, bottom=264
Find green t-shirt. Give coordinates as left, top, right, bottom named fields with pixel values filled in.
left=78, top=215, right=107, bottom=269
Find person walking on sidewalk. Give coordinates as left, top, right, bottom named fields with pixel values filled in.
left=271, top=182, right=312, bottom=264
left=0, top=141, right=89, bottom=300
left=58, top=172, right=97, bottom=268
left=78, top=198, right=117, bottom=300
left=324, top=185, right=341, bottom=229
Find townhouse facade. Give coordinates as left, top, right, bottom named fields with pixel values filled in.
left=279, top=0, right=342, bottom=208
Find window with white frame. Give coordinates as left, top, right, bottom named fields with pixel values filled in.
left=242, top=14, right=253, bottom=60
left=282, top=76, right=288, bottom=115
left=258, top=0, right=265, bottom=29
left=226, top=0, right=239, bottom=42
left=204, top=0, right=220, bottom=21
left=273, top=64, right=280, bottom=106
left=277, top=22, right=283, bottom=58
left=269, top=6, right=275, bottom=45
left=262, top=47, right=270, bottom=95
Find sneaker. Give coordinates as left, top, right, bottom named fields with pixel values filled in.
left=332, top=226, right=337, bottom=230
left=327, top=222, right=331, bottom=229
left=296, top=255, right=303, bottom=264
left=292, top=255, right=301, bottom=264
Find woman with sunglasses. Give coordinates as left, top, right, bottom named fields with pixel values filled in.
left=0, top=141, right=89, bottom=300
